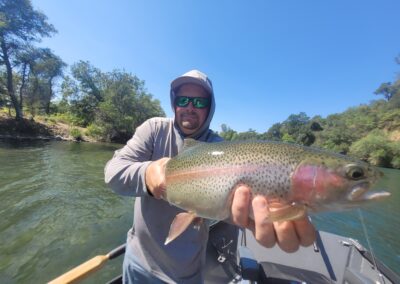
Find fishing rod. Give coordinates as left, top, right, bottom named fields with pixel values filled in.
left=357, top=209, right=385, bottom=284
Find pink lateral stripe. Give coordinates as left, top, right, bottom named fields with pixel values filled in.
left=166, top=165, right=261, bottom=184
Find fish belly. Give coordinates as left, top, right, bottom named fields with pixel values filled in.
left=166, top=173, right=239, bottom=220
left=166, top=163, right=293, bottom=220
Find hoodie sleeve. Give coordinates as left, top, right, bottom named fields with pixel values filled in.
left=104, top=119, right=155, bottom=197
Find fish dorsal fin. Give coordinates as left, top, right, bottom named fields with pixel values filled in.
left=182, top=138, right=204, bottom=150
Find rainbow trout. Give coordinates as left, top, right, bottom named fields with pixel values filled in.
left=163, top=139, right=389, bottom=244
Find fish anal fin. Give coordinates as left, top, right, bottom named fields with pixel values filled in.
left=165, top=212, right=199, bottom=245
left=266, top=202, right=307, bottom=222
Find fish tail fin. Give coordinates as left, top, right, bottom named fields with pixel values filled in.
left=164, top=212, right=201, bottom=245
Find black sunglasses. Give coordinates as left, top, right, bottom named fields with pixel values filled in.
left=174, top=96, right=210, bottom=109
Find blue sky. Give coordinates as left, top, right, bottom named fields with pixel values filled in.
left=32, top=0, right=400, bottom=133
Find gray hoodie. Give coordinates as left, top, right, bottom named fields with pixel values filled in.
left=104, top=71, right=222, bottom=283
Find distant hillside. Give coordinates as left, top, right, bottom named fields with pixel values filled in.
left=219, top=99, right=400, bottom=169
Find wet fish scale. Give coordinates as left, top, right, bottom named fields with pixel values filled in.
left=167, top=142, right=281, bottom=215
left=164, top=140, right=385, bottom=222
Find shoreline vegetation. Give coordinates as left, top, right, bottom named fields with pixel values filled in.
left=0, top=110, right=96, bottom=142
left=0, top=1, right=399, bottom=168
left=1, top=94, right=399, bottom=169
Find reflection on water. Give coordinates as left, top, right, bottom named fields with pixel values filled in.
left=0, top=140, right=132, bottom=283
left=0, top=140, right=399, bottom=283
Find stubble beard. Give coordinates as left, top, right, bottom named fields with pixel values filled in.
left=179, top=112, right=200, bottom=130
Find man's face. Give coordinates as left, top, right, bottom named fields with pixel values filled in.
left=174, top=84, right=210, bottom=136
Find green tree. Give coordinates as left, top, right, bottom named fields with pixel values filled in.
left=0, top=0, right=56, bottom=120
left=11, top=47, right=65, bottom=117
left=279, top=112, right=318, bottom=146
left=281, top=112, right=310, bottom=136
left=235, top=128, right=259, bottom=141
left=66, top=61, right=104, bottom=125
left=264, top=122, right=282, bottom=141
left=61, top=62, right=165, bottom=141
left=58, top=75, right=79, bottom=114
left=96, top=70, right=165, bottom=141
left=71, top=60, right=103, bottom=102
left=374, top=55, right=400, bottom=108
left=375, top=82, right=397, bottom=101
left=282, top=133, right=296, bottom=143
left=15, top=45, right=36, bottom=109
left=313, top=114, right=354, bottom=153
left=29, top=48, right=65, bottom=114
left=219, top=124, right=238, bottom=141
left=349, top=130, right=400, bottom=168
left=309, top=115, right=324, bottom=131
left=297, top=131, right=315, bottom=146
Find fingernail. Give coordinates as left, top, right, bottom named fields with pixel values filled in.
left=253, top=196, right=267, bottom=209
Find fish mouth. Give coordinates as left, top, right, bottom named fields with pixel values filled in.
left=347, top=182, right=391, bottom=202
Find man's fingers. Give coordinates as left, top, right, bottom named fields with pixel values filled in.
left=252, top=196, right=276, bottom=248
left=231, top=185, right=315, bottom=252
left=231, top=185, right=251, bottom=227
left=145, top=157, right=170, bottom=199
left=274, top=221, right=300, bottom=253
left=273, top=217, right=316, bottom=252
left=294, top=217, right=316, bottom=247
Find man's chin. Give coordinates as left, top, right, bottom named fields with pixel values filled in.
left=181, top=121, right=198, bottom=129
left=180, top=123, right=199, bottom=135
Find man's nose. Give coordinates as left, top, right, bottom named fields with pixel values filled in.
left=186, top=101, right=195, bottom=110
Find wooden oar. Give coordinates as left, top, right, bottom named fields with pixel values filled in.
left=48, top=244, right=126, bottom=284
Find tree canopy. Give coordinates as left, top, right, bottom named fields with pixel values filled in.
left=374, top=55, right=400, bottom=108
left=58, top=61, right=165, bottom=142
left=0, top=2, right=164, bottom=142
left=0, top=0, right=56, bottom=119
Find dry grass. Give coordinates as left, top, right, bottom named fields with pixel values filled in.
left=0, top=110, right=96, bottom=142
left=389, top=130, right=400, bottom=142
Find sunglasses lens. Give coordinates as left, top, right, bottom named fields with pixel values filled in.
left=193, top=98, right=209, bottom=108
left=175, top=96, right=189, bottom=107
left=175, top=96, right=210, bottom=108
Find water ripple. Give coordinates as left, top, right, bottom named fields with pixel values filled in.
left=0, top=140, right=398, bottom=283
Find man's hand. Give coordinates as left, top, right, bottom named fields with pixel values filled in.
left=231, top=185, right=316, bottom=252
left=145, top=157, right=170, bottom=199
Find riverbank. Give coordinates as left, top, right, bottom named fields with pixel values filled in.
left=0, top=112, right=97, bottom=142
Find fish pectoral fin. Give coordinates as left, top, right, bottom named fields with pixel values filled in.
left=266, top=202, right=307, bottom=222
left=165, top=212, right=200, bottom=245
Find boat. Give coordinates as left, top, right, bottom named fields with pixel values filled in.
left=50, top=221, right=400, bottom=284
left=203, top=222, right=400, bottom=284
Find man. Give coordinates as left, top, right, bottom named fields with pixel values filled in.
left=104, top=70, right=316, bottom=283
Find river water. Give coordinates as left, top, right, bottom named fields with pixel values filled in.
left=0, top=140, right=399, bottom=283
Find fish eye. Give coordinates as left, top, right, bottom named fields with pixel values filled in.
left=346, top=165, right=365, bottom=180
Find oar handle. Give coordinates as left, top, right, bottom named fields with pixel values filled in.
left=48, top=244, right=126, bottom=284
left=49, top=244, right=126, bottom=284
left=48, top=255, right=108, bottom=284
left=107, top=243, right=126, bottom=260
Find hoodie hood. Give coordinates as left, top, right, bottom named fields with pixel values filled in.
left=170, top=70, right=216, bottom=140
